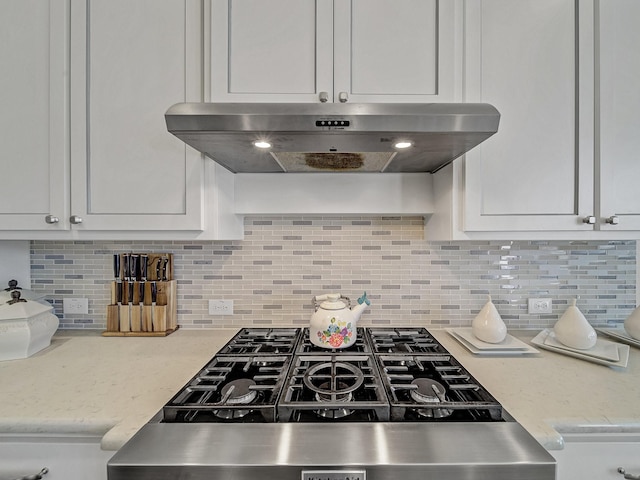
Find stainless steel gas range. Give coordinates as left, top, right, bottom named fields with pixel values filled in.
left=108, top=327, right=555, bottom=480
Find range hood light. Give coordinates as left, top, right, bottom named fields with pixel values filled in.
left=394, top=141, right=413, bottom=149
left=253, top=141, right=272, bottom=149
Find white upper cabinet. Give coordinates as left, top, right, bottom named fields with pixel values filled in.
left=428, top=0, right=640, bottom=239
left=68, top=0, right=204, bottom=231
left=461, top=0, right=595, bottom=233
left=0, top=1, right=70, bottom=231
left=598, top=0, right=640, bottom=231
left=211, top=0, right=459, bottom=103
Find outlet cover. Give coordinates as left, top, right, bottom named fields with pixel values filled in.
left=208, top=299, right=234, bottom=315
left=528, top=298, right=552, bottom=314
left=63, top=297, right=89, bottom=314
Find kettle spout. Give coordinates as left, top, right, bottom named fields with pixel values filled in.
left=351, top=292, right=370, bottom=322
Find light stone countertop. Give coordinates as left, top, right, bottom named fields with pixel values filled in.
left=1, top=327, right=639, bottom=452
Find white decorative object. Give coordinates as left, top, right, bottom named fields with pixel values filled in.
left=0, top=291, right=59, bottom=361
left=623, top=305, right=640, bottom=340
left=472, top=295, right=507, bottom=344
left=553, top=298, right=597, bottom=350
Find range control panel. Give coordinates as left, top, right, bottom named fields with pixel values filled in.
left=302, top=471, right=365, bottom=480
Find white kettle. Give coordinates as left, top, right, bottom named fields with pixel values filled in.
left=310, top=292, right=370, bottom=349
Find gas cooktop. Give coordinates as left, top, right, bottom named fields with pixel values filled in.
left=108, top=327, right=556, bottom=480
left=162, top=327, right=503, bottom=424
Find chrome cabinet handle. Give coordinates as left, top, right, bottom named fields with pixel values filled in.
left=69, top=215, right=83, bottom=225
left=12, top=467, right=49, bottom=480
left=582, top=215, right=596, bottom=224
left=44, top=215, right=59, bottom=224
left=606, top=215, right=620, bottom=225
left=618, top=467, right=640, bottom=480
left=318, top=91, right=329, bottom=103
left=338, top=91, right=349, bottom=103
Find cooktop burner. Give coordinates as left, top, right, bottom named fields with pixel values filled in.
left=161, top=327, right=504, bottom=424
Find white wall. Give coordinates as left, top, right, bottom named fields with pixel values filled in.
left=0, top=241, right=31, bottom=289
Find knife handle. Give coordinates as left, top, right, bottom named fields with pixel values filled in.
left=121, top=280, right=129, bottom=304
left=113, top=254, right=121, bottom=280
left=130, top=254, right=139, bottom=281
left=116, top=281, right=123, bottom=304
left=138, top=282, right=145, bottom=305
left=162, top=257, right=169, bottom=281
left=151, top=281, right=157, bottom=304
left=123, top=254, right=130, bottom=281
left=140, top=254, right=148, bottom=281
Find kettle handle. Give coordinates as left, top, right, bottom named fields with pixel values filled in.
left=312, top=294, right=351, bottom=311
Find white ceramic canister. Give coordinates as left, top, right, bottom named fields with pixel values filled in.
left=472, top=295, right=507, bottom=343
left=553, top=298, right=597, bottom=350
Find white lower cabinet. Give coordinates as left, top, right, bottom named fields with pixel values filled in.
left=552, top=433, right=640, bottom=480
left=0, top=434, right=112, bottom=480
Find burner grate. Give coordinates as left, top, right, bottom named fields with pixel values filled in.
left=217, top=328, right=302, bottom=355
left=278, top=354, right=390, bottom=422
left=296, top=327, right=371, bottom=354
left=377, top=354, right=503, bottom=421
left=162, top=355, right=291, bottom=422
left=366, top=328, right=449, bottom=354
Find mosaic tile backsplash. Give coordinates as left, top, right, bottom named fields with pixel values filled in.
left=29, top=216, right=636, bottom=330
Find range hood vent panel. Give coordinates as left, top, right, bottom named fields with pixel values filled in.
left=165, top=103, right=500, bottom=174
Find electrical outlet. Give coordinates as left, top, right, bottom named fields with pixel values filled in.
left=63, top=297, right=89, bottom=314
left=528, top=298, right=552, bottom=314
left=208, top=299, right=234, bottom=315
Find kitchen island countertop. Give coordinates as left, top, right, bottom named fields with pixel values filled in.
left=0, top=327, right=639, bottom=452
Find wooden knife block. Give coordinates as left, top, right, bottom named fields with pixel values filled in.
left=103, top=280, right=177, bottom=337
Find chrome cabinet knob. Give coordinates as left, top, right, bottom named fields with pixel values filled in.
left=318, top=91, right=329, bottom=103
left=44, top=215, right=59, bottom=224
left=69, top=215, right=83, bottom=225
left=606, top=215, right=620, bottom=225
left=618, top=467, right=640, bottom=480
left=338, top=91, right=349, bottom=103
left=582, top=215, right=596, bottom=224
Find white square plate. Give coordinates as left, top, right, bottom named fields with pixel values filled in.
left=597, top=328, right=640, bottom=350
left=543, top=331, right=619, bottom=362
left=447, top=329, right=540, bottom=356
left=531, top=329, right=629, bottom=368
left=452, top=327, right=530, bottom=350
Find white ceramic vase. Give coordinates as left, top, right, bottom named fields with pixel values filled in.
left=623, top=305, right=640, bottom=340
left=472, top=295, right=507, bottom=343
left=553, top=298, right=597, bottom=350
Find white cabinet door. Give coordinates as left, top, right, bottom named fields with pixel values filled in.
left=598, top=0, right=640, bottom=231
left=211, top=0, right=334, bottom=103
left=0, top=434, right=111, bottom=480
left=462, top=0, right=596, bottom=232
left=69, top=0, right=204, bottom=231
left=552, top=434, right=640, bottom=480
left=211, top=0, right=459, bottom=104
left=333, top=0, right=458, bottom=103
left=0, top=0, right=70, bottom=231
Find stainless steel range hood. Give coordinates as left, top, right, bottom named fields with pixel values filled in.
left=165, top=103, right=500, bottom=174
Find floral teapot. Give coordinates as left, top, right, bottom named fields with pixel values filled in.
left=310, top=292, right=370, bottom=349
